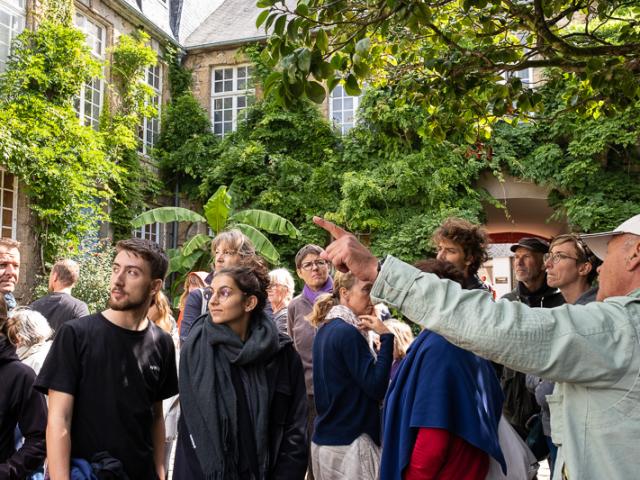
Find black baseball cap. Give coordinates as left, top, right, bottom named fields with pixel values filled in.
left=510, top=237, right=549, bottom=254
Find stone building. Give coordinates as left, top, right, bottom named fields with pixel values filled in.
left=0, top=0, right=567, bottom=300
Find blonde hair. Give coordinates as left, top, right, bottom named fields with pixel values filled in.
left=5, top=308, right=53, bottom=347
left=211, top=229, right=256, bottom=258
left=306, top=271, right=355, bottom=328
left=149, top=291, right=174, bottom=334
left=178, top=271, right=208, bottom=311
left=384, top=318, right=414, bottom=360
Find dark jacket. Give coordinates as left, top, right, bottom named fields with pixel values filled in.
left=499, top=279, right=565, bottom=439
left=501, top=280, right=565, bottom=308
left=0, top=336, right=47, bottom=479
left=173, top=335, right=308, bottom=480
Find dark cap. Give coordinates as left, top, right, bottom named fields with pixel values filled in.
left=510, top=237, right=549, bottom=254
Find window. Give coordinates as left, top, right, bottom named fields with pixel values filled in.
left=0, top=168, right=17, bottom=239
left=329, top=85, right=361, bottom=134
left=211, top=65, right=254, bottom=136
left=133, top=222, right=164, bottom=246
left=74, top=12, right=106, bottom=130
left=0, top=0, right=25, bottom=73
left=139, top=64, right=162, bottom=155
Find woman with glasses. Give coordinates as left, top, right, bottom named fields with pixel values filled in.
left=307, top=271, right=394, bottom=480
left=528, top=234, right=601, bottom=477
left=173, top=259, right=308, bottom=480
left=180, top=229, right=259, bottom=342
left=268, top=268, right=295, bottom=335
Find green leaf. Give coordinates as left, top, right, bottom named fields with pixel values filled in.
left=305, top=80, right=326, bottom=103
left=355, top=37, right=371, bottom=55
left=203, top=185, right=231, bottom=233
left=316, top=29, right=328, bottom=53
left=168, top=250, right=205, bottom=275
left=230, top=209, right=301, bottom=238
left=181, top=233, right=211, bottom=256
left=297, top=48, right=311, bottom=73
left=274, top=15, right=287, bottom=36
left=256, top=10, right=270, bottom=28
left=295, top=3, right=309, bottom=16
left=131, top=207, right=206, bottom=227
left=234, top=223, right=280, bottom=264
left=344, top=74, right=361, bottom=96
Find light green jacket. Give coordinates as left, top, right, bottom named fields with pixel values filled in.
left=372, top=256, right=640, bottom=480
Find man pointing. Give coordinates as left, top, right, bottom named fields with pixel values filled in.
left=313, top=215, right=640, bottom=480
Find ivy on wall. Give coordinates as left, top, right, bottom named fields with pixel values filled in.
left=0, top=0, right=162, bottom=267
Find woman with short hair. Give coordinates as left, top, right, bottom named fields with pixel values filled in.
left=268, top=268, right=295, bottom=335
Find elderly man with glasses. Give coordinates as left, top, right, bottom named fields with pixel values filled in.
left=286, top=244, right=333, bottom=480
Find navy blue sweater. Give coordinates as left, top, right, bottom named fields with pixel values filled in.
left=312, top=318, right=394, bottom=446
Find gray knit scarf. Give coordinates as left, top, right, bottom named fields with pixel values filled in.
left=179, top=312, right=280, bottom=480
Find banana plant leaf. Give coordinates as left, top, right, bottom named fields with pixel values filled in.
left=234, top=223, right=279, bottom=264
left=131, top=207, right=206, bottom=228
left=204, top=186, right=231, bottom=234
left=168, top=249, right=205, bottom=275
left=230, top=209, right=300, bottom=239
left=182, top=234, right=211, bottom=257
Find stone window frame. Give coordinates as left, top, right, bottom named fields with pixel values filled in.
left=133, top=221, right=165, bottom=248
left=138, top=62, right=163, bottom=155
left=0, top=167, right=18, bottom=240
left=0, top=0, right=26, bottom=73
left=329, top=84, right=362, bottom=135
left=74, top=11, right=106, bottom=130
left=210, top=64, right=254, bottom=137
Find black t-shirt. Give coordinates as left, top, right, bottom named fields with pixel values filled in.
left=29, top=292, right=90, bottom=332
left=35, top=313, right=178, bottom=479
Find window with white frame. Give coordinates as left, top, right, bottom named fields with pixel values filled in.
left=0, top=0, right=25, bottom=73
left=0, top=168, right=18, bottom=239
left=138, top=63, right=162, bottom=155
left=74, top=12, right=106, bottom=130
left=329, top=85, right=361, bottom=134
left=211, top=65, right=254, bottom=136
left=133, top=222, right=164, bottom=246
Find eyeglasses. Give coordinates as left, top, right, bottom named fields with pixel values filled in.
left=543, top=252, right=579, bottom=265
left=215, top=249, right=238, bottom=258
left=210, top=286, right=245, bottom=303
left=300, top=259, right=329, bottom=271
left=267, top=283, right=288, bottom=291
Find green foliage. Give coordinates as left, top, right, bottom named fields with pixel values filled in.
left=33, top=240, right=115, bottom=313
left=166, top=45, right=193, bottom=98
left=0, top=19, right=118, bottom=265
left=104, top=31, right=160, bottom=239
left=156, top=93, right=216, bottom=198
left=491, top=79, right=640, bottom=232
left=260, top=0, right=640, bottom=141
left=132, top=185, right=301, bottom=272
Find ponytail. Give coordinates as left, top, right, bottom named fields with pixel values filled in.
left=305, top=271, right=357, bottom=328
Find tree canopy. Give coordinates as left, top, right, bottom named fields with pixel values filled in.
left=259, top=0, right=640, bottom=140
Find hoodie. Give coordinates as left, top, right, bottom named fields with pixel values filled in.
left=0, top=335, right=47, bottom=479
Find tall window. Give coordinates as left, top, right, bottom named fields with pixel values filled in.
left=211, top=65, right=254, bottom=136
left=133, top=222, right=164, bottom=246
left=0, top=168, right=17, bottom=239
left=139, top=63, right=162, bottom=155
left=329, top=85, right=361, bottom=134
left=74, top=12, right=106, bottom=130
left=0, top=0, right=25, bottom=73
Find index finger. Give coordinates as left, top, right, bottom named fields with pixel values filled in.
left=313, top=216, right=350, bottom=240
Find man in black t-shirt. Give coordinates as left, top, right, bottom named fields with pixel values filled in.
left=30, top=259, right=89, bottom=332
left=36, top=239, right=178, bottom=480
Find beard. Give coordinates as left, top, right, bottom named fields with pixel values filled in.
left=108, top=286, right=153, bottom=311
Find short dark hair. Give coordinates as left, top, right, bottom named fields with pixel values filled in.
left=432, top=218, right=489, bottom=276
left=115, top=238, right=169, bottom=281
left=414, top=258, right=465, bottom=286
left=51, top=259, right=80, bottom=287
left=295, top=244, right=325, bottom=269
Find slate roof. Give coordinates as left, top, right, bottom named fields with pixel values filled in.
left=184, top=0, right=270, bottom=48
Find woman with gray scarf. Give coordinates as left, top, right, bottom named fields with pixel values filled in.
left=173, top=260, right=308, bottom=480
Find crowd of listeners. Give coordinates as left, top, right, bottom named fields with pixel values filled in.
left=1, top=211, right=639, bottom=480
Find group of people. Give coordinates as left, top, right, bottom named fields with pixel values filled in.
left=0, top=211, right=638, bottom=480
